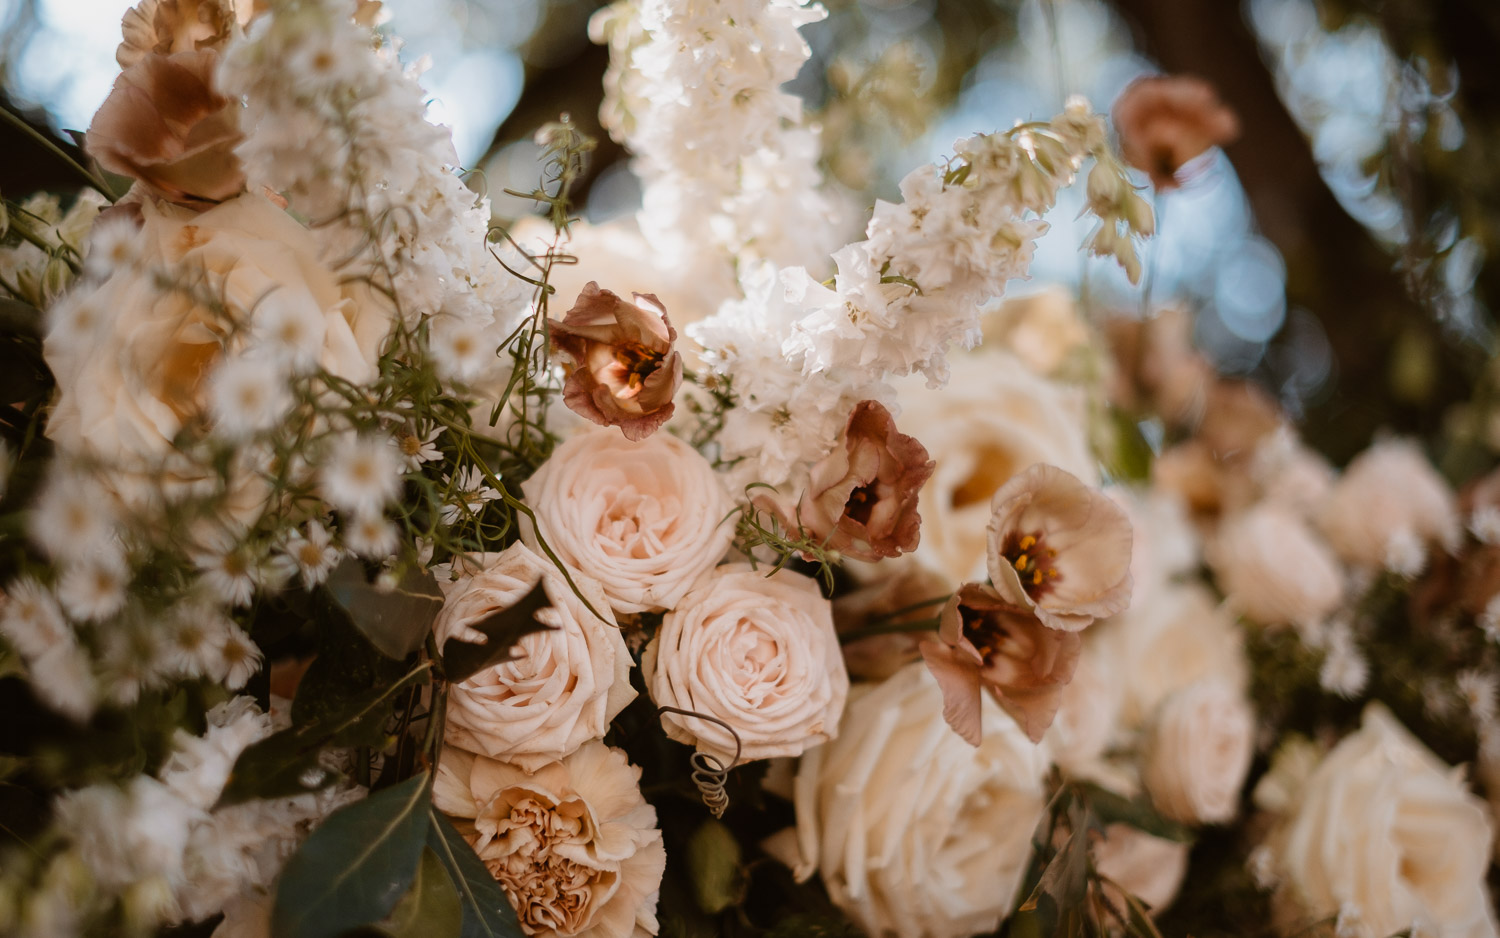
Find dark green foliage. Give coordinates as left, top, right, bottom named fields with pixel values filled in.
left=439, top=581, right=553, bottom=684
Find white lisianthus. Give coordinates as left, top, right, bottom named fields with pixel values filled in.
left=643, top=564, right=848, bottom=761
left=521, top=427, right=734, bottom=614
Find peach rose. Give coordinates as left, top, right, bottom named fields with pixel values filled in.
left=87, top=49, right=245, bottom=206
left=643, top=564, right=848, bottom=761
left=520, top=427, right=734, bottom=615
left=1318, top=438, right=1460, bottom=573
left=920, top=583, right=1082, bottom=745
left=438, top=544, right=634, bottom=772
left=1262, top=704, right=1499, bottom=938
left=986, top=464, right=1134, bottom=632
left=1141, top=680, right=1254, bottom=825
left=1208, top=505, right=1343, bottom=631
left=434, top=741, right=666, bottom=938
left=772, top=399, right=934, bottom=562
left=550, top=282, right=683, bottom=442
left=1112, top=75, right=1240, bottom=190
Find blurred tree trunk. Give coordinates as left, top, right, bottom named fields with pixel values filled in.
left=1110, top=0, right=1475, bottom=464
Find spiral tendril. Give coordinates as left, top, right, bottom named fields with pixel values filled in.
left=656, top=706, right=741, bottom=818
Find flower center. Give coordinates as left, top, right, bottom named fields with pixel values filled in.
left=612, top=340, right=663, bottom=391
left=845, top=482, right=878, bottom=526
left=1000, top=530, right=1058, bottom=595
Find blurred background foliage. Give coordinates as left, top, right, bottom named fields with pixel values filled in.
left=3, top=0, right=1499, bottom=471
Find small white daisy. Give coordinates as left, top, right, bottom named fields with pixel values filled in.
left=29, top=473, right=118, bottom=561
left=0, top=576, right=71, bottom=659
left=1318, top=621, right=1369, bottom=698
left=57, top=550, right=130, bottom=623
left=158, top=608, right=230, bottom=679
left=343, top=512, right=399, bottom=559
left=1456, top=668, right=1498, bottom=726
left=217, top=623, right=262, bottom=690
left=428, top=318, right=493, bottom=385
left=1382, top=528, right=1426, bottom=579
left=208, top=356, right=293, bottom=441
left=29, top=642, right=97, bottom=721
left=320, top=433, right=404, bottom=516
left=83, top=214, right=141, bottom=280
left=282, top=521, right=341, bottom=589
left=252, top=290, right=326, bottom=374
left=1470, top=505, right=1500, bottom=545
left=439, top=465, right=502, bottom=525
left=390, top=424, right=443, bottom=471
left=191, top=531, right=262, bottom=608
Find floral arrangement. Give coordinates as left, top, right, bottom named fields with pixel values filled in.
left=0, top=2, right=1496, bottom=938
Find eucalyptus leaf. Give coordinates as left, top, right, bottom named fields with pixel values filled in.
left=426, top=808, right=525, bottom=938
left=381, top=846, right=462, bottom=938
left=441, top=582, right=553, bottom=684
left=686, top=818, right=741, bottom=914
left=328, top=559, right=445, bottom=661
left=217, top=663, right=428, bottom=807
left=1078, top=782, right=1193, bottom=844
left=271, top=771, right=432, bottom=938
left=1015, top=802, right=1092, bottom=938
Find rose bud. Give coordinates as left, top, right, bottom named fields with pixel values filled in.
left=783, top=400, right=935, bottom=562
left=85, top=49, right=246, bottom=207
left=920, top=583, right=1082, bottom=745
left=986, top=463, right=1134, bottom=631
left=550, top=281, right=683, bottom=442
left=1112, top=75, right=1240, bottom=190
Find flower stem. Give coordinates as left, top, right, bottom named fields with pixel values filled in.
left=838, top=616, right=942, bottom=644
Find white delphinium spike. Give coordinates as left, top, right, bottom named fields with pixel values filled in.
left=209, top=355, right=294, bottom=441
left=282, top=521, right=342, bottom=588
left=28, top=472, right=119, bottom=562
left=57, top=549, right=131, bottom=623
left=319, top=433, right=404, bottom=516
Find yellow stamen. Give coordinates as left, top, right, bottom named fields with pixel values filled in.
left=1019, top=535, right=1037, bottom=551
left=1014, top=555, right=1029, bottom=572
left=1032, top=569, right=1043, bottom=586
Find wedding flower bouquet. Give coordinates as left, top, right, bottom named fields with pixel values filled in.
left=0, top=2, right=1497, bottom=938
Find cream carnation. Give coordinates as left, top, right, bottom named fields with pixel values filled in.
left=1263, top=704, right=1499, bottom=938
left=438, top=544, right=635, bottom=772
left=643, top=564, right=848, bottom=761
left=1208, top=505, right=1343, bottom=631
left=773, top=663, right=1048, bottom=938
left=1141, top=680, right=1254, bottom=825
left=1318, top=438, right=1460, bottom=572
left=434, top=741, right=666, bottom=938
left=521, top=427, right=734, bottom=614
left=897, top=350, right=1097, bottom=585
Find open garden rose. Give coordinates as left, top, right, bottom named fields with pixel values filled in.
left=898, top=350, right=1097, bottom=585
left=1262, top=704, right=1500, bottom=938
left=1318, top=437, right=1461, bottom=573
left=550, top=281, right=683, bottom=441
left=1141, top=680, right=1254, bottom=824
left=434, top=741, right=666, bottom=938
left=920, top=583, right=1082, bottom=745
left=438, top=543, right=635, bottom=772
left=771, top=663, right=1048, bottom=938
left=520, top=427, right=735, bottom=614
left=771, top=399, right=934, bottom=562
left=642, top=564, right=847, bottom=761
left=1208, top=504, right=1343, bottom=631
left=986, top=463, right=1134, bottom=631
left=87, top=49, right=245, bottom=206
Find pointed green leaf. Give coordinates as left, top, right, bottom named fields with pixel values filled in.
left=272, top=771, right=432, bottom=938
left=381, top=846, right=463, bottom=938
left=426, top=809, right=525, bottom=938
left=1077, top=782, right=1193, bottom=843
left=441, top=582, right=553, bottom=684
left=329, top=559, right=446, bottom=661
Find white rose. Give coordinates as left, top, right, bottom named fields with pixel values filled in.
left=897, top=350, right=1097, bottom=585
left=1208, top=505, right=1343, bottom=631
left=773, top=664, right=1048, bottom=938
left=1141, top=680, right=1254, bottom=825
left=438, top=543, right=635, bottom=772
left=434, top=741, right=666, bottom=938
left=1044, top=641, right=1124, bottom=777
left=521, top=427, right=735, bottom=615
left=45, top=193, right=389, bottom=472
left=642, top=564, right=848, bottom=761
left=1264, top=704, right=1499, bottom=938
left=1318, top=438, right=1460, bottom=572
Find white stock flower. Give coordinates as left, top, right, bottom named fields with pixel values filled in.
left=439, top=544, right=634, bottom=772
left=643, top=564, right=848, bottom=762
left=773, top=664, right=1048, bottom=938
left=521, top=427, right=734, bottom=614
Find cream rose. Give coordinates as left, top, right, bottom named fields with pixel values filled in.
left=1044, top=642, right=1124, bottom=775
left=1207, top=505, right=1343, bottom=631
left=772, top=663, right=1048, bottom=938
left=434, top=741, right=666, bottom=938
left=521, top=427, right=734, bottom=614
left=1318, top=438, right=1460, bottom=572
left=1141, top=680, right=1254, bottom=824
left=45, top=193, right=389, bottom=474
left=1263, top=704, right=1499, bottom=938
left=897, top=350, right=1097, bottom=585
left=643, top=564, right=847, bottom=761
left=439, top=543, right=634, bottom=772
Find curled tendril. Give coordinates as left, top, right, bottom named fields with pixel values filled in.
left=656, top=706, right=742, bottom=818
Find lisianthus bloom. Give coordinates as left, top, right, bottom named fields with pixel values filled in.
left=1112, top=75, right=1240, bottom=190
left=86, top=49, right=245, bottom=206
left=116, top=0, right=250, bottom=68
left=772, top=400, right=934, bottom=561
left=986, top=464, right=1134, bottom=631
left=920, top=583, right=1081, bottom=745
left=550, top=281, right=683, bottom=441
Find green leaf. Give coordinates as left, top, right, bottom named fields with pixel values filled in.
left=328, top=559, right=446, bottom=661
left=381, top=846, right=463, bottom=938
left=217, top=663, right=429, bottom=807
left=426, top=809, right=525, bottom=938
left=271, top=771, right=433, bottom=938
left=687, top=818, right=741, bottom=914
left=1015, top=801, right=1092, bottom=938
left=441, top=582, right=553, bottom=684
left=1077, top=782, right=1193, bottom=844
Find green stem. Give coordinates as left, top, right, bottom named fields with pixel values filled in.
left=0, top=107, right=115, bottom=198
left=838, top=616, right=942, bottom=644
